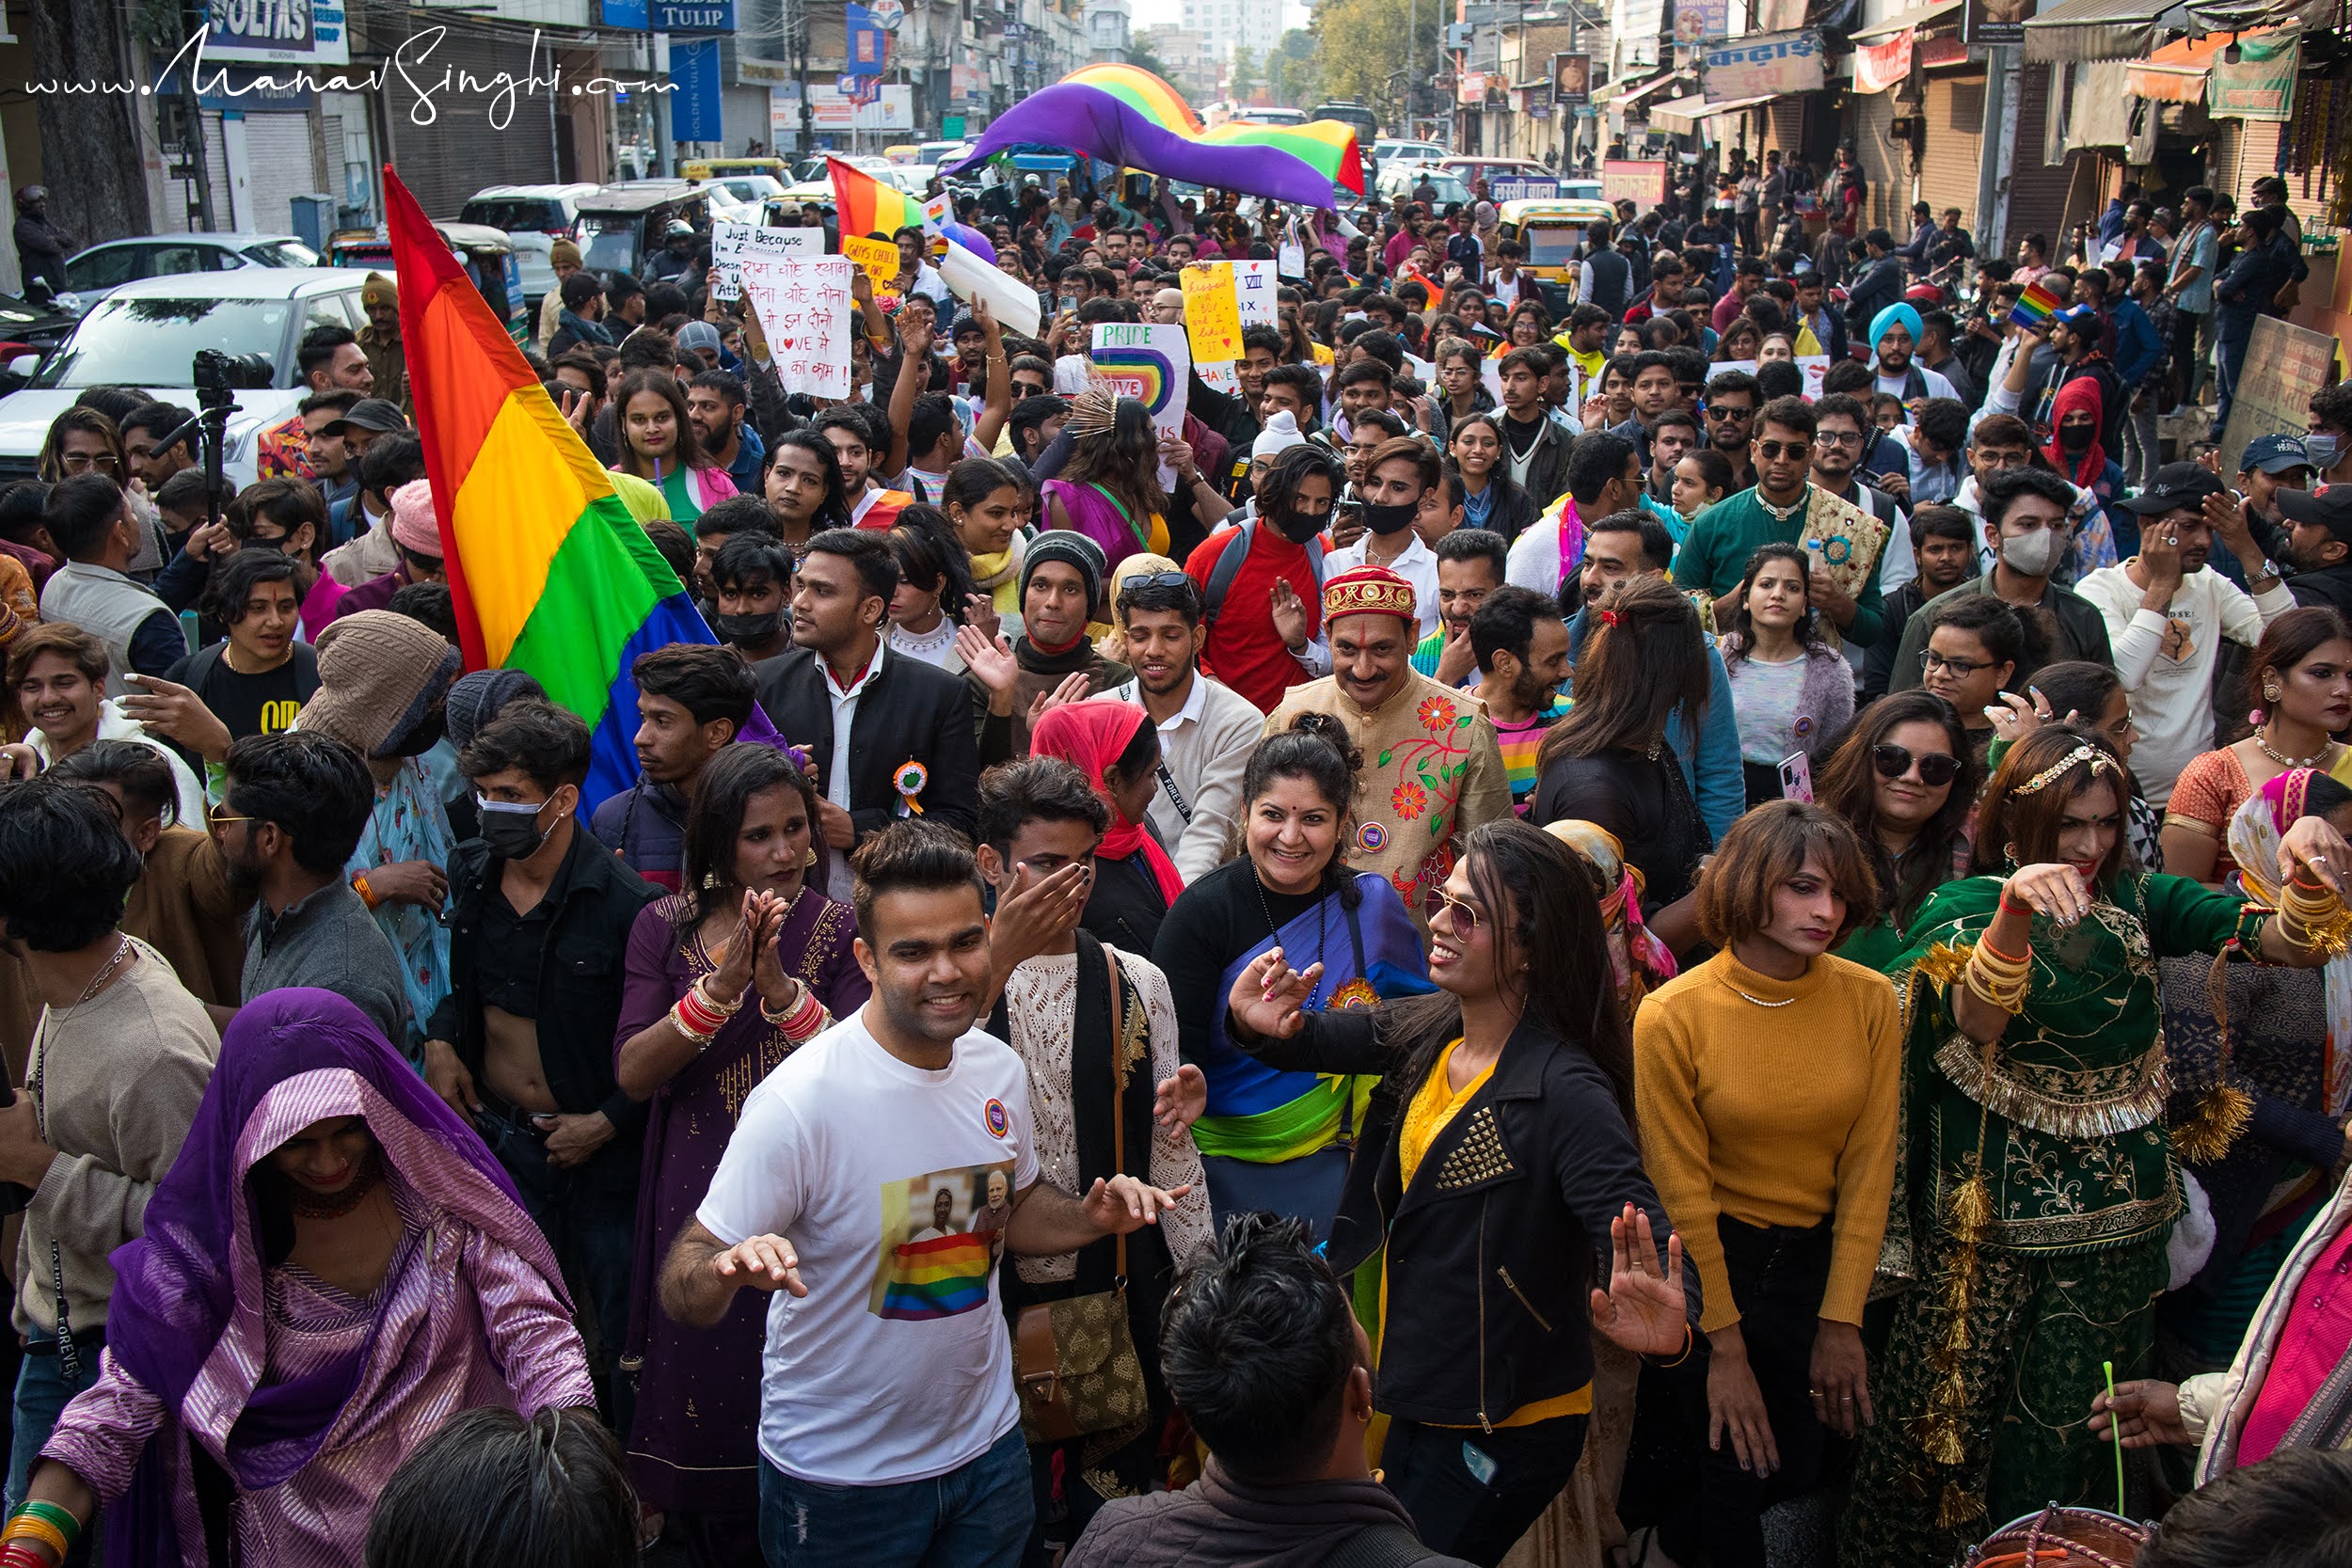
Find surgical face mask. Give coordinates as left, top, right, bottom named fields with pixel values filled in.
left=1278, top=506, right=1328, bottom=545
left=2306, top=434, right=2344, bottom=471
left=477, top=796, right=556, bottom=862
left=716, top=609, right=783, bottom=647
left=2000, top=525, right=2062, bottom=578
left=1360, top=499, right=1418, bottom=536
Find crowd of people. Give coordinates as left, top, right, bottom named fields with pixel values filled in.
left=0, top=150, right=2342, bottom=1568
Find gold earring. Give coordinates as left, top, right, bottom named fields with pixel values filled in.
left=803, top=846, right=818, bottom=868
left=2264, top=680, right=2283, bottom=704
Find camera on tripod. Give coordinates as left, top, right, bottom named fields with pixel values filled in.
left=191, top=348, right=273, bottom=408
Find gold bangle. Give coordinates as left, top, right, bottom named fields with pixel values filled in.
left=1653, top=1322, right=1695, bottom=1369
left=1963, top=941, right=2032, bottom=1014
left=2, top=1518, right=69, bottom=1560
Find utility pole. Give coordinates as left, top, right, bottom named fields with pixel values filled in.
left=796, top=0, right=816, bottom=155
left=1406, top=0, right=1417, bottom=137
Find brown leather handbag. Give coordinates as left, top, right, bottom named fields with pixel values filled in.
left=1014, top=944, right=1149, bottom=1445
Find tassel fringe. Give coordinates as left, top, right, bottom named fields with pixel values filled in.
left=1937, top=1481, right=1981, bottom=1531
left=2171, top=1082, right=2254, bottom=1165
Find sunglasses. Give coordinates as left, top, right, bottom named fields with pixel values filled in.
left=1706, top=404, right=1755, bottom=421
left=1872, top=743, right=1960, bottom=786
left=1123, top=570, right=1193, bottom=593
left=1432, top=887, right=1484, bottom=932
left=1756, top=438, right=1812, bottom=460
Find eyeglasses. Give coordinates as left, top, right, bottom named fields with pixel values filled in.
left=1432, top=888, right=1483, bottom=932
left=59, top=451, right=119, bottom=474
left=1756, top=439, right=1812, bottom=460
left=1122, top=570, right=1193, bottom=594
left=1921, top=650, right=1995, bottom=676
left=1871, top=744, right=1961, bottom=787
left=206, top=803, right=254, bottom=830
left=1706, top=405, right=1755, bottom=421
left=1814, top=429, right=1863, bottom=448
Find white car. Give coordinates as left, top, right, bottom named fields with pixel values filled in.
left=0, top=269, right=372, bottom=488
left=460, top=183, right=601, bottom=304
left=62, top=233, right=321, bottom=309
left=1375, top=139, right=1450, bottom=166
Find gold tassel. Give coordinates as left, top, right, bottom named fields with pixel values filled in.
left=1914, top=940, right=1976, bottom=988
left=1947, top=1164, right=1993, bottom=1244
left=2171, top=1082, right=2254, bottom=1164
left=1936, top=1481, right=1980, bottom=1531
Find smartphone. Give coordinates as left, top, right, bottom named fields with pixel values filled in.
left=1779, top=752, right=1814, bottom=804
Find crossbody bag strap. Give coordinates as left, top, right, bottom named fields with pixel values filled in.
left=1088, top=482, right=1155, bottom=555
left=1104, top=942, right=1128, bottom=1290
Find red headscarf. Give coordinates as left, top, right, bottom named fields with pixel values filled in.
left=2042, top=375, right=2109, bottom=488
left=1028, top=699, right=1186, bottom=908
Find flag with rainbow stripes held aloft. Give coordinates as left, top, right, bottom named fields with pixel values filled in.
left=383, top=165, right=781, bottom=812
left=2007, top=280, right=2066, bottom=330
left=829, top=155, right=924, bottom=241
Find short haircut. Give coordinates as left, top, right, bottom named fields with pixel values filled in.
left=1335, top=358, right=1393, bottom=390
left=1812, top=392, right=1869, bottom=435
left=42, top=473, right=127, bottom=561
left=1262, top=364, right=1325, bottom=420
left=1981, top=465, right=2079, bottom=531
left=120, top=402, right=198, bottom=459
left=200, top=546, right=300, bottom=627
left=1435, top=527, right=1507, bottom=581
left=387, top=581, right=457, bottom=644
left=976, top=755, right=1109, bottom=857
left=223, top=731, right=377, bottom=877
left=1819, top=359, right=1876, bottom=398
left=458, top=700, right=594, bottom=793
left=1117, top=570, right=1203, bottom=628
left=692, top=494, right=777, bottom=544
left=1469, top=584, right=1561, bottom=674
left=1366, top=436, right=1439, bottom=493
left=0, top=778, right=144, bottom=951
left=225, top=476, right=326, bottom=546
left=1930, top=591, right=2035, bottom=674
left=1704, top=369, right=1761, bottom=406
left=641, top=518, right=695, bottom=587
left=1564, top=430, right=1636, bottom=507
left=360, top=432, right=427, bottom=499
left=688, top=368, right=746, bottom=409
left=1629, top=349, right=1677, bottom=383
left=803, top=526, right=898, bottom=605
left=1696, top=800, right=1877, bottom=948
left=1349, top=409, right=1406, bottom=443
left=298, top=388, right=361, bottom=420
left=1498, top=346, right=1550, bottom=382
left=8, top=621, right=108, bottom=690
left=1009, top=393, right=1069, bottom=452
left=1910, top=503, right=1977, bottom=553
left=153, top=467, right=234, bottom=520
left=561, top=272, right=606, bottom=310
left=295, top=323, right=358, bottom=381
left=908, top=391, right=961, bottom=459
left=630, top=643, right=755, bottom=733
left=1161, top=1213, right=1360, bottom=1483
left=711, top=531, right=797, bottom=594
left=850, top=817, right=987, bottom=936
left=1652, top=407, right=1700, bottom=440
left=1756, top=394, right=1818, bottom=440
left=2136, top=1448, right=2352, bottom=1568
left=362, top=1405, right=638, bottom=1568
left=50, top=737, right=179, bottom=832
left=1914, top=397, right=1968, bottom=453
left=1586, top=507, right=1676, bottom=573
left=1970, top=413, right=2036, bottom=453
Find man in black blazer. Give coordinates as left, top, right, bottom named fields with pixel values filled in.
left=752, top=530, right=981, bottom=886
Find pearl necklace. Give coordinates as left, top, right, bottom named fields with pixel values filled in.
left=1730, top=987, right=1796, bottom=1007
left=1755, top=485, right=1810, bottom=525
left=2256, top=732, right=2338, bottom=770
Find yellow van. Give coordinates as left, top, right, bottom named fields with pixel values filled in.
left=1497, top=198, right=1616, bottom=283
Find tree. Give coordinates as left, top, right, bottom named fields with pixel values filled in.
left=1128, top=34, right=1175, bottom=83
left=1267, top=29, right=1321, bottom=110
left=1228, top=46, right=1262, bottom=104
left=30, top=0, right=151, bottom=250
left=1308, top=0, right=1439, bottom=130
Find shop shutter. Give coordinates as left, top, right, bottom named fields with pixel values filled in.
left=383, top=24, right=564, bottom=217
left=239, top=112, right=324, bottom=235
left=2002, top=71, right=2074, bottom=258
left=1851, top=90, right=1902, bottom=233
left=1917, top=76, right=1984, bottom=231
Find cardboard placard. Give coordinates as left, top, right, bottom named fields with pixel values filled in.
left=839, top=233, right=901, bottom=295
left=1089, top=321, right=1190, bottom=488
left=2218, top=315, right=2342, bottom=482
left=738, top=255, right=854, bottom=400
left=1231, top=260, right=1279, bottom=325
left=1180, top=263, right=1244, bottom=364
left=709, top=219, right=822, bottom=301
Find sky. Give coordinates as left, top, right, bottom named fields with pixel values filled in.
left=1130, top=0, right=1313, bottom=39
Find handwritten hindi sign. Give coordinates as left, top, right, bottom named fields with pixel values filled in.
left=2219, top=315, right=2342, bottom=482
left=1090, top=322, right=1190, bottom=488
left=839, top=233, right=900, bottom=295
left=710, top=220, right=821, bottom=300
left=738, top=256, right=854, bottom=400
left=1181, top=263, right=1244, bottom=364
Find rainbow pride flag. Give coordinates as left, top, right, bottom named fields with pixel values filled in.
left=2008, top=280, right=2065, bottom=329
left=830, top=156, right=921, bottom=241
left=876, top=1230, right=995, bottom=1321
left=1197, top=118, right=1366, bottom=195
left=385, top=166, right=761, bottom=809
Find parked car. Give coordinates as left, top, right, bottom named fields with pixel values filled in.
left=878, top=165, right=933, bottom=197
left=573, top=182, right=715, bottom=281
left=1438, top=157, right=1557, bottom=197
left=1232, top=106, right=1309, bottom=125
left=459, top=182, right=599, bottom=304
left=330, top=223, right=529, bottom=342
left=0, top=269, right=370, bottom=486
left=61, top=233, right=321, bottom=309
left=1375, top=139, right=1450, bottom=166
left=1375, top=163, right=1473, bottom=209
left=0, top=291, right=84, bottom=394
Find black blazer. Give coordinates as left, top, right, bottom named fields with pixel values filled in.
left=1239, top=1008, right=1697, bottom=1427
left=753, top=644, right=982, bottom=843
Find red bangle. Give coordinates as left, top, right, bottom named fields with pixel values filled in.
left=1998, top=893, right=2034, bottom=918
left=1978, top=935, right=2031, bottom=966
left=0, top=1544, right=56, bottom=1568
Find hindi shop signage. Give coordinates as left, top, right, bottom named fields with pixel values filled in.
left=1601, top=158, right=1669, bottom=208
left=1701, top=30, right=1821, bottom=100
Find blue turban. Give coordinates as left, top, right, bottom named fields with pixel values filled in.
left=1869, top=302, right=1924, bottom=354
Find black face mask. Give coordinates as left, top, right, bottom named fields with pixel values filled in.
left=1277, top=507, right=1328, bottom=545
left=716, top=610, right=783, bottom=647
left=1361, top=499, right=1418, bottom=536
left=477, top=797, right=555, bottom=862
left=378, top=705, right=445, bottom=759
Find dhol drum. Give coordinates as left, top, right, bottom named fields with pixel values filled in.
left=1965, top=1505, right=2153, bottom=1568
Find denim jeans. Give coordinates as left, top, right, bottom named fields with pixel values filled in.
left=9, top=1337, right=101, bottom=1565
left=1382, top=1412, right=1589, bottom=1568
left=757, top=1423, right=1032, bottom=1568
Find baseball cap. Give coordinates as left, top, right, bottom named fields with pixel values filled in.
left=2277, top=483, right=2352, bottom=539
left=2119, top=461, right=2226, bottom=515
left=2053, top=304, right=2100, bottom=332
left=2240, top=433, right=2313, bottom=475
left=321, top=398, right=406, bottom=437
left=675, top=320, right=723, bottom=356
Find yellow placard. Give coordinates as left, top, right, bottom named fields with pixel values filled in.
left=1180, top=261, right=1244, bottom=366
left=839, top=234, right=900, bottom=294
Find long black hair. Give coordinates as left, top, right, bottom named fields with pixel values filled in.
left=1375, top=820, right=1635, bottom=1123
left=1814, top=691, right=1979, bottom=930
left=764, top=429, right=854, bottom=533
left=887, top=505, right=980, bottom=626
left=1242, top=711, right=1364, bottom=910
left=675, top=743, right=820, bottom=929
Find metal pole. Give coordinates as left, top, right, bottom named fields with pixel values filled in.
left=1407, top=0, right=1417, bottom=138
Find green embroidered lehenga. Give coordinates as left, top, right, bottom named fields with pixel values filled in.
left=1839, top=870, right=2271, bottom=1566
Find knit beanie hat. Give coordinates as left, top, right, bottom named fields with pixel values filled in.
left=388, top=479, right=442, bottom=558
left=549, top=238, right=583, bottom=269
left=446, top=668, right=547, bottom=750
left=1022, top=530, right=1107, bottom=609
left=1252, top=409, right=1307, bottom=462
left=360, top=272, right=397, bottom=311
left=298, top=610, right=462, bottom=760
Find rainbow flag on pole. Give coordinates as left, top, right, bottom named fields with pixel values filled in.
left=829, top=156, right=921, bottom=240
left=385, top=166, right=761, bottom=809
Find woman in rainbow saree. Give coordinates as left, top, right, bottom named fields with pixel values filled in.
left=1840, top=730, right=2350, bottom=1568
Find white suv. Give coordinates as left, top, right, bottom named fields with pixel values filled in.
left=460, top=183, right=600, bottom=304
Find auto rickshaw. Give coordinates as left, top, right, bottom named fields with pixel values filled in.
left=327, top=221, right=528, bottom=342
left=1497, top=197, right=1617, bottom=285
left=680, top=157, right=790, bottom=182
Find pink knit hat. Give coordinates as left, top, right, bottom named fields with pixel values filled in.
left=388, top=478, right=442, bottom=559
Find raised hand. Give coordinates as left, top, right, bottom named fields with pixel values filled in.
left=1153, top=1063, right=1207, bottom=1135
left=2003, top=862, right=2091, bottom=927
left=1270, top=578, right=1309, bottom=653
left=1027, top=672, right=1093, bottom=727
left=1589, top=1204, right=1690, bottom=1357
left=1227, top=947, right=1324, bottom=1042
left=956, top=626, right=1021, bottom=697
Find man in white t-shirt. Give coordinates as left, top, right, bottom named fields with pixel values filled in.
left=660, top=821, right=1187, bottom=1568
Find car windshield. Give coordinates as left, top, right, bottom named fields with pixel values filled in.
left=1522, top=226, right=1583, bottom=266
left=715, top=176, right=784, bottom=202
left=1391, top=169, right=1471, bottom=206
left=579, top=214, right=640, bottom=274
left=35, top=296, right=294, bottom=388
left=463, top=198, right=566, bottom=232
left=1561, top=181, right=1603, bottom=202
left=242, top=239, right=320, bottom=267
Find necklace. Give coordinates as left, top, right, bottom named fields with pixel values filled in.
left=2256, top=731, right=2337, bottom=769
left=1729, top=987, right=1797, bottom=1007
left=1254, top=873, right=1331, bottom=1008
left=27, top=936, right=134, bottom=1142
left=286, top=1147, right=385, bottom=1220
left=1756, top=485, right=1810, bottom=524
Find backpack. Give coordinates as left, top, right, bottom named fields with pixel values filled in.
left=1200, top=518, right=1325, bottom=628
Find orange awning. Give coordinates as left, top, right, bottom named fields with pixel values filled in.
left=2125, top=25, right=2286, bottom=102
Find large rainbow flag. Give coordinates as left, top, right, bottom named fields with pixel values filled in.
left=385, top=166, right=759, bottom=809
left=874, top=1230, right=995, bottom=1321
left=829, top=156, right=922, bottom=240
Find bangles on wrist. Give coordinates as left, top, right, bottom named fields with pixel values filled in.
left=670, top=976, right=746, bottom=1048
left=760, top=983, right=830, bottom=1044
left=2, top=1501, right=80, bottom=1565
left=1965, top=937, right=2033, bottom=1014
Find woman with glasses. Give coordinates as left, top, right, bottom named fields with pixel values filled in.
left=1223, top=818, right=1698, bottom=1567
left=1713, top=316, right=1764, bottom=366
left=1448, top=413, right=1537, bottom=542
left=1814, top=691, right=1979, bottom=973
left=1719, top=544, right=1853, bottom=809
left=1842, top=725, right=2352, bottom=1564
left=1632, top=802, right=1899, bottom=1568
left=1916, top=594, right=2042, bottom=768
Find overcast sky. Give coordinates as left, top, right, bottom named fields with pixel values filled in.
left=1130, top=0, right=1313, bottom=40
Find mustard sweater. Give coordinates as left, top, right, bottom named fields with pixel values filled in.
left=1632, top=949, right=1901, bottom=1333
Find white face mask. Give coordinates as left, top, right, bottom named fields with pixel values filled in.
left=2000, top=525, right=2062, bottom=578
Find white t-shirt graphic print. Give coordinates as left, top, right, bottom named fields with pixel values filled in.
left=698, top=1011, right=1039, bottom=1485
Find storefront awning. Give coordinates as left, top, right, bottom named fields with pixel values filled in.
left=2021, top=0, right=2195, bottom=63
left=2122, top=21, right=2291, bottom=99
left=1596, top=70, right=1694, bottom=106
left=1850, top=0, right=1961, bottom=39
left=1648, top=91, right=1780, bottom=130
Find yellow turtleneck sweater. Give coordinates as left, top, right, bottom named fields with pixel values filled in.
left=1632, top=949, right=1901, bottom=1333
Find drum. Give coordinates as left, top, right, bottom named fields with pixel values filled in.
left=1966, top=1505, right=2153, bottom=1568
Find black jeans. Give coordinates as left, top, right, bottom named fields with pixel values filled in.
left=1658, top=1215, right=1836, bottom=1568
left=1382, top=1412, right=1588, bottom=1568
